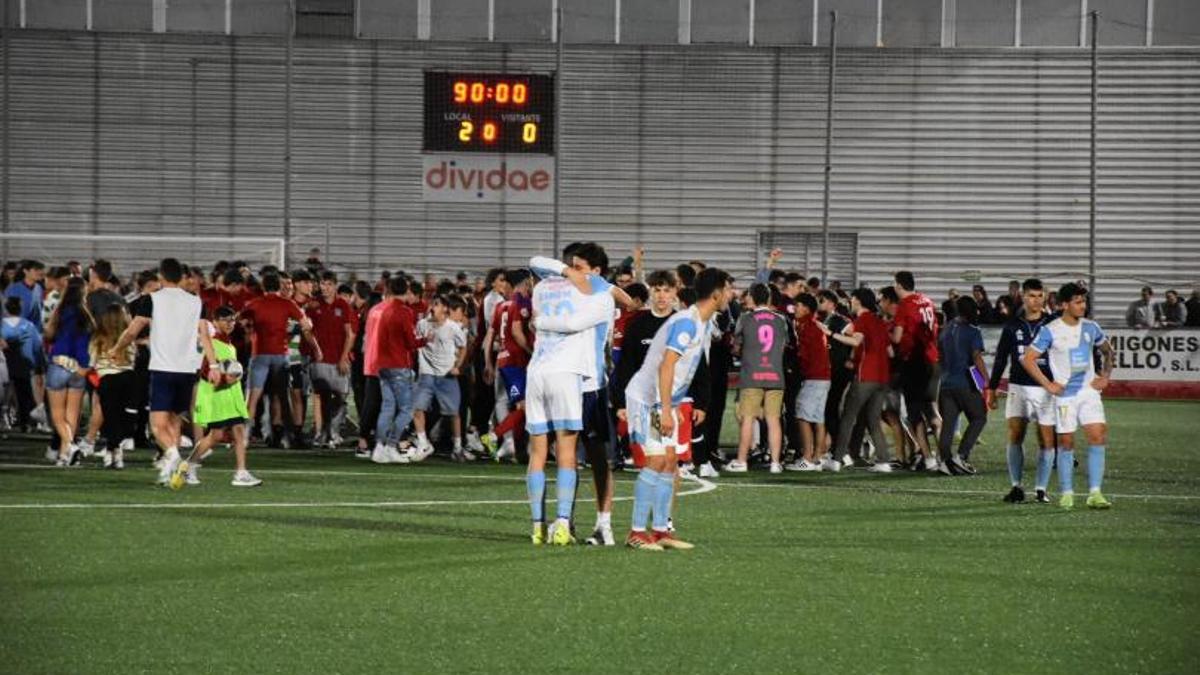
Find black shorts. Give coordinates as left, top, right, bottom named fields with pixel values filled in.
left=288, top=362, right=310, bottom=392
left=149, top=371, right=196, bottom=414
left=205, top=417, right=246, bottom=433
left=899, top=359, right=937, bottom=425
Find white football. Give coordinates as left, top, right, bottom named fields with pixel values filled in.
left=219, top=359, right=244, bottom=379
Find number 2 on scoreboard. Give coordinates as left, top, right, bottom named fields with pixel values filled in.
left=458, top=121, right=474, bottom=142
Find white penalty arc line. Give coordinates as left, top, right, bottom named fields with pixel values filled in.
left=719, top=481, right=1200, bottom=501
left=0, top=476, right=718, bottom=510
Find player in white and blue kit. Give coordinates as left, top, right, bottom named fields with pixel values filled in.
left=523, top=255, right=614, bottom=546
left=1022, top=282, right=1115, bottom=510
left=624, top=268, right=732, bottom=551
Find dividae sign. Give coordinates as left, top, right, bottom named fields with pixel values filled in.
left=422, top=154, right=555, bottom=204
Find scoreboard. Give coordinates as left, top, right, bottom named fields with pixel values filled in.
left=423, top=72, right=555, bottom=154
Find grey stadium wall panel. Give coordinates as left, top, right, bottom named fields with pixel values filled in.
left=2, top=31, right=1198, bottom=323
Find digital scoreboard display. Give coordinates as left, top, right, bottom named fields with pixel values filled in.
left=424, top=72, right=555, bottom=154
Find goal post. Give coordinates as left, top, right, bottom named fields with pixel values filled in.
left=0, top=233, right=287, bottom=276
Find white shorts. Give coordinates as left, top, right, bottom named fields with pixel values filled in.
left=627, top=398, right=681, bottom=458
left=1005, top=384, right=1055, bottom=426
left=1053, top=388, right=1106, bottom=435
left=794, top=379, right=830, bottom=423
left=524, top=369, right=583, bottom=436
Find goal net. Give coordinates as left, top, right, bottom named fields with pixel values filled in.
left=0, top=234, right=287, bottom=278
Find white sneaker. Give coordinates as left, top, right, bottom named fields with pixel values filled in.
left=328, top=434, right=344, bottom=449
left=386, top=445, right=411, bottom=464
left=820, top=458, right=842, bottom=472
left=371, top=443, right=392, bottom=464
left=867, top=462, right=894, bottom=473
left=769, top=462, right=783, bottom=474
left=785, top=459, right=822, bottom=472
left=231, top=470, right=263, bottom=487
left=179, top=435, right=193, bottom=449
left=841, top=454, right=854, bottom=468
left=30, top=404, right=47, bottom=424
left=45, top=446, right=58, bottom=462
left=678, top=463, right=695, bottom=479
left=465, top=430, right=485, bottom=453
left=495, top=440, right=516, bottom=463
left=77, top=438, right=95, bottom=458
left=112, top=446, right=125, bottom=470
left=157, top=448, right=181, bottom=486
left=924, top=456, right=940, bottom=472
left=100, top=449, right=114, bottom=469
left=697, top=462, right=720, bottom=479
left=185, top=464, right=201, bottom=485
left=452, top=447, right=476, bottom=463
left=723, top=460, right=749, bottom=473
left=119, top=438, right=135, bottom=452
left=409, top=438, right=435, bottom=463
left=585, top=525, right=616, bottom=546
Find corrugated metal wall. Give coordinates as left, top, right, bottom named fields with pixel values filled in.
left=2, top=31, right=1198, bottom=323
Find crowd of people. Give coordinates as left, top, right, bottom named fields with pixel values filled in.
left=0, top=242, right=1123, bottom=548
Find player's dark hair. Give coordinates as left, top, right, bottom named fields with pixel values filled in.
left=337, top=283, right=353, bottom=296
left=320, top=270, right=338, bottom=284
left=437, top=280, right=457, bottom=296
left=807, top=276, right=821, bottom=288
left=57, top=277, right=95, bottom=333
left=783, top=272, right=804, bottom=287
left=767, top=269, right=786, bottom=286
left=445, top=294, right=468, bottom=313
left=354, top=280, right=372, bottom=300
left=562, top=241, right=585, bottom=261
left=388, top=276, right=409, bottom=297
left=797, top=293, right=818, bottom=313
left=159, top=258, right=184, bottom=283
left=572, top=242, right=609, bottom=275
left=20, top=259, right=45, bottom=272
left=485, top=267, right=506, bottom=286
left=277, top=271, right=291, bottom=281
left=506, top=269, right=531, bottom=288
left=214, top=305, right=237, bottom=321
left=291, top=270, right=314, bottom=283
left=818, top=289, right=839, bottom=305
left=689, top=260, right=707, bottom=271
left=678, top=287, right=698, bottom=307
left=851, top=287, right=878, bottom=312
left=615, top=266, right=634, bottom=279
left=1058, top=282, right=1087, bottom=304
left=750, top=282, right=771, bottom=306
left=222, top=269, right=245, bottom=287
left=675, top=263, right=697, bottom=288
left=625, top=282, right=649, bottom=304
left=5, top=296, right=21, bottom=316
left=880, top=286, right=899, bottom=304
left=48, top=266, right=70, bottom=280
left=1022, top=278, right=1043, bottom=293
left=769, top=285, right=783, bottom=308
left=261, top=272, right=282, bottom=293
left=90, top=259, right=113, bottom=283
left=646, top=270, right=677, bottom=289
left=894, top=270, right=916, bottom=291
left=955, top=296, right=979, bottom=323
left=136, top=269, right=157, bottom=289
left=694, top=268, right=730, bottom=301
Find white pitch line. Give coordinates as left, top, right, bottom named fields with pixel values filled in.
left=0, top=475, right=717, bottom=510
left=0, top=464, right=645, bottom=483
left=718, top=481, right=1200, bottom=501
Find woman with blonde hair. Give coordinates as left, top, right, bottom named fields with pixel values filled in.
left=90, top=304, right=137, bottom=469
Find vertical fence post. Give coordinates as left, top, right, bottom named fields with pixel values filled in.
left=1, top=0, right=9, bottom=260
left=283, top=0, right=294, bottom=269
left=553, top=2, right=563, bottom=256
left=821, top=11, right=837, bottom=284
left=1088, top=10, right=1098, bottom=297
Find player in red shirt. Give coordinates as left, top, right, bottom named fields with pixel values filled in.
left=611, top=282, right=648, bottom=366
left=481, top=270, right=533, bottom=460
left=373, top=276, right=426, bottom=456
left=823, top=288, right=896, bottom=471
left=240, top=272, right=320, bottom=446
left=790, top=293, right=832, bottom=470
left=891, top=270, right=941, bottom=470
left=307, top=270, right=356, bottom=448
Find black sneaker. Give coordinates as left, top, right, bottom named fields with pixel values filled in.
left=1034, top=489, right=1051, bottom=504
left=1004, top=486, right=1026, bottom=503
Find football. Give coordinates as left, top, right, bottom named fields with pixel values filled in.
left=219, top=359, right=243, bottom=381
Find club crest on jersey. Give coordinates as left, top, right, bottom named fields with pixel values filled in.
left=675, top=332, right=692, bottom=348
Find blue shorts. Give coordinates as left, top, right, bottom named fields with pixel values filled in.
left=149, top=370, right=197, bottom=414
left=46, top=362, right=87, bottom=391
left=499, top=366, right=526, bottom=405
left=414, top=374, right=461, bottom=413
left=248, top=354, right=289, bottom=391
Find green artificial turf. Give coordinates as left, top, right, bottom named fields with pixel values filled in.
left=1, top=398, right=1198, bottom=674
